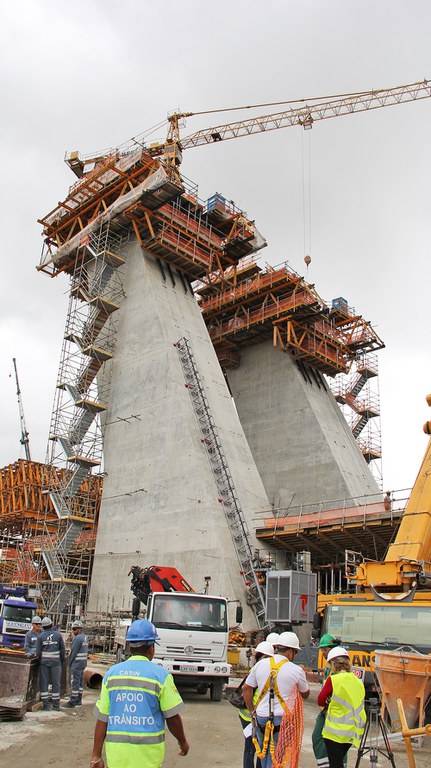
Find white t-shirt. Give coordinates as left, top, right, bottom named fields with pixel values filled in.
left=245, top=654, right=309, bottom=717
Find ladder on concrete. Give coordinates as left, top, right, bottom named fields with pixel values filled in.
left=175, top=336, right=267, bottom=627
left=38, top=224, right=127, bottom=617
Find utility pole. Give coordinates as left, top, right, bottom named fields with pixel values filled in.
left=12, top=357, right=31, bottom=461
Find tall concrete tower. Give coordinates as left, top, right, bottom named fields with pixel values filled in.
left=227, top=341, right=380, bottom=510
left=88, top=239, right=272, bottom=623
left=37, top=148, right=383, bottom=627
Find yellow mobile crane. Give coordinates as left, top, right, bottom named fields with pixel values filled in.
left=315, top=393, right=431, bottom=683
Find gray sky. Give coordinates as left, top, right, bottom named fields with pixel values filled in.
left=1, top=0, right=430, bottom=495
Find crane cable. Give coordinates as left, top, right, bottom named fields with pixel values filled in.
left=301, top=128, right=312, bottom=274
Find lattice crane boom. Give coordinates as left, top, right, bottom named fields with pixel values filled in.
left=158, top=79, right=431, bottom=163
left=65, top=79, right=431, bottom=176
left=12, top=357, right=31, bottom=462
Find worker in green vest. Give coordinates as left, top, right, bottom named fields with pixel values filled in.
left=318, top=646, right=366, bottom=768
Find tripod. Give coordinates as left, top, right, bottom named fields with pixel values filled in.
left=355, top=697, right=397, bottom=768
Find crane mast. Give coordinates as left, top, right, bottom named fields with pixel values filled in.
left=12, top=357, right=31, bottom=462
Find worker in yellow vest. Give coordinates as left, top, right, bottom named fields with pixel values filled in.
left=318, top=646, right=366, bottom=768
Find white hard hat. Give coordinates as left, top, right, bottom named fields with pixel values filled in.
left=266, top=632, right=280, bottom=643
left=41, top=617, right=53, bottom=628
left=327, top=646, right=350, bottom=662
left=32, top=616, right=42, bottom=624
left=255, top=641, right=274, bottom=657
left=275, top=631, right=301, bottom=651
left=72, top=620, right=83, bottom=629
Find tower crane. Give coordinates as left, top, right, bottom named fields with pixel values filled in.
left=65, top=79, right=431, bottom=179
left=12, top=357, right=31, bottom=461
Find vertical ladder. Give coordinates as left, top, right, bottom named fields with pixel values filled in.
left=175, top=336, right=267, bottom=627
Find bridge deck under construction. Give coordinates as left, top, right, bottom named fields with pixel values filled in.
left=255, top=498, right=404, bottom=566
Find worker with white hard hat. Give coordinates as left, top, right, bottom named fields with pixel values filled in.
left=36, top=616, right=66, bottom=710
left=243, top=630, right=309, bottom=768
left=265, top=632, right=280, bottom=644
left=238, top=641, right=275, bottom=768
left=63, top=619, right=89, bottom=708
left=318, top=647, right=365, bottom=768
left=24, top=615, right=42, bottom=657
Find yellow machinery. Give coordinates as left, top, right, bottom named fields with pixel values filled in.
left=316, top=394, right=431, bottom=702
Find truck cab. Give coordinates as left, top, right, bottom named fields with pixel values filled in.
left=147, top=591, right=231, bottom=701
left=0, top=586, right=36, bottom=649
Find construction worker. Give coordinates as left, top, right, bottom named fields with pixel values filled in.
left=24, top=615, right=42, bottom=657
left=36, top=616, right=66, bottom=710
left=312, top=634, right=340, bottom=768
left=318, top=646, right=366, bottom=768
left=64, top=619, right=88, bottom=708
left=238, top=641, right=274, bottom=768
left=91, top=619, right=189, bottom=768
left=243, top=631, right=309, bottom=768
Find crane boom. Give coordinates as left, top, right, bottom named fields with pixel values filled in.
left=161, top=79, right=431, bottom=158
left=65, top=79, right=431, bottom=175
left=12, top=357, right=31, bottom=461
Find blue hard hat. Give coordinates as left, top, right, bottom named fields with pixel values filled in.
left=126, top=619, right=160, bottom=644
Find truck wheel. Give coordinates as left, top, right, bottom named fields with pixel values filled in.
left=210, top=680, right=224, bottom=701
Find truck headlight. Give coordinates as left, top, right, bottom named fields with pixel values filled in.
left=214, top=666, right=220, bottom=672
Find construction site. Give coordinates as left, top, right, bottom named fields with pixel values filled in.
left=1, top=79, right=431, bottom=761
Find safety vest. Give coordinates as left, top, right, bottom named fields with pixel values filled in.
left=95, top=655, right=184, bottom=768
left=239, top=688, right=260, bottom=723
left=322, top=672, right=365, bottom=748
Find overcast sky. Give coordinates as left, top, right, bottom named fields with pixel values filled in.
left=1, top=0, right=430, bottom=496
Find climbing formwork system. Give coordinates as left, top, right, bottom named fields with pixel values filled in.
left=0, top=459, right=102, bottom=594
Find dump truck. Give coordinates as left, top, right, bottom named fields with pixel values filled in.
left=315, top=394, right=431, bottom=691
left=0, top=585, right=36, bottom=649
left=123, top=565, right=236, bottom=701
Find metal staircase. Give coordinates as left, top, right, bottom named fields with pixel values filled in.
left=331, top=352, right=382, bottom=474
left=175, top=336, right=267, bottom=628
left=37, top=223, right=128, bottom=617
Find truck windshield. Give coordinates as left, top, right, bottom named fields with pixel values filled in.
left=2, top=604, right=33, bottom=624
left=326, top=603, right=431, bottom=647
left=152, top=595, right=227, bottom=632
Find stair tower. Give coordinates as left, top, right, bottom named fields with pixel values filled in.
left=331, top=352, right=382, bottom=486
left=35, top=223, right=128, bottom=617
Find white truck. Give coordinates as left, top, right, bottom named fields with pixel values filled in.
left=122, top=565, right=236, bottom=700
left=147, top=590, right=231, bottom=700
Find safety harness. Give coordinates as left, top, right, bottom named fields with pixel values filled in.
left=252, top=657, right=290, bottom=760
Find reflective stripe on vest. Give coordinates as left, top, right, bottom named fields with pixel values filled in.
left=322, top=672, right=365, bottom=747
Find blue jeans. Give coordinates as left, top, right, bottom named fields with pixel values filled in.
left=256, top=715, right=282, bottom=768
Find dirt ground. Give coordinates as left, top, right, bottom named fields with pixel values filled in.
left=1, top=680, right=430, bottom=768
